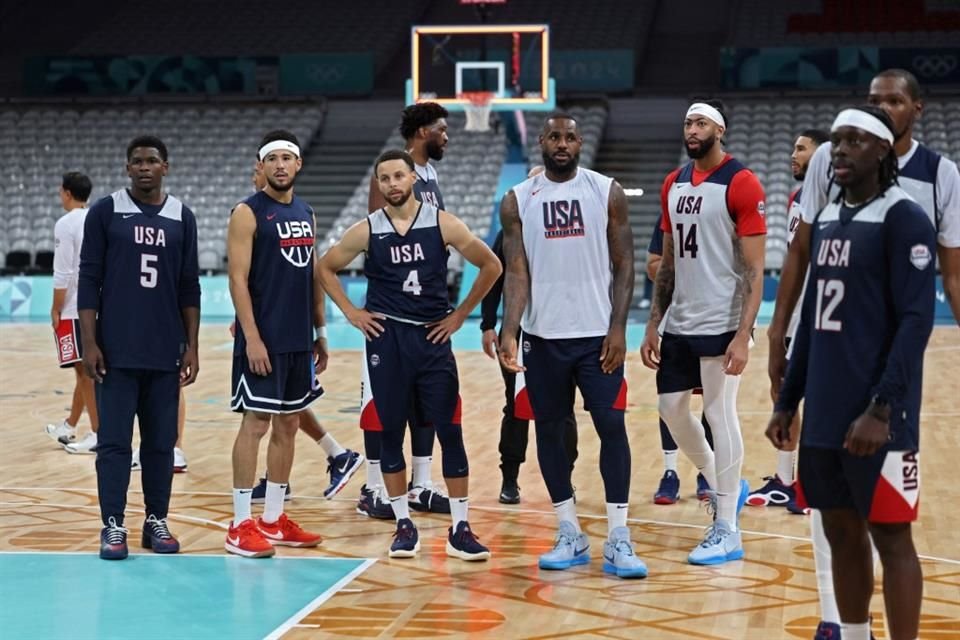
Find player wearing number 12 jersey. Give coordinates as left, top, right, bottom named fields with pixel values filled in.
left=78, top=135, right=200, bottom=560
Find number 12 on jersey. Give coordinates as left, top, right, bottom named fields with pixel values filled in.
left=403, top=269, right=422, bottom=296
left=814, top=278, right=844, bottom=331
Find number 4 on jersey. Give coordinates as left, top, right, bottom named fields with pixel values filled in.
left=403, top=269, right=422, bottom=296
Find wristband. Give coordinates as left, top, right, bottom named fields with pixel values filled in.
left=317, top=326, right=327, bottom=339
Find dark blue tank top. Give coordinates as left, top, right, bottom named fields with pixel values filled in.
left=234, top=190, right=315, bottom=354
left=364, top=203, right=451, bottom=323
left=414, top=163, right=445, bottom=210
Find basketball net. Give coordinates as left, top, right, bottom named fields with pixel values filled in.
left=459, top=91, right=494, bottom=132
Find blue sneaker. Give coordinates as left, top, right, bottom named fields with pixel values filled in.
left=688, top=518, right=743, bottom=565
left=409, top=482, right=451, bottom=514
left=141, top=515, right=180, bottom=554
left=388, top=518, right=419, bottom=558
left=653, top=470, right=680, bottom=505
left=446, top=521, right=490, bottom=561
left=602, top=527, right=648, bottom=579
left=99, top=517, right=128, bottom=560
left=813, top=621, right=840, bottom=639
left=539, top=521, right=590, bottom=570
left=786, top=495, right=809, bottom=515
left=356, top=484, right=395, bottom=520
left=737, top=478, right=750, bottom=519
left=324, top=450, right=364, bottom=499
left=745, top=475, right=795, bottom=507
left=696, top=473, right=711, bottom=500
left=251, top=476, right=291, bottom=505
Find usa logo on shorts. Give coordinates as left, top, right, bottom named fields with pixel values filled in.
left=370, top=354, right=380, bottom=367
left=522, top=340, right=531, bottom=354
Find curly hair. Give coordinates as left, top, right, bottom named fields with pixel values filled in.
left=831, top=105, right=899, bottom=203
left=399, top=102, right=449, bottom=140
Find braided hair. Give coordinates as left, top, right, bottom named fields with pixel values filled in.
left=832, top=105, right=899, bottom=204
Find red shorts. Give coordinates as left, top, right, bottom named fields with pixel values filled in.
left=54, top=318, right=83, bottom=368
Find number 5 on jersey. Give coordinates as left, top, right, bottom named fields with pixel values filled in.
left=403, top=269, right=422, bottom=296
left=141, top=253, right=158, bottom=288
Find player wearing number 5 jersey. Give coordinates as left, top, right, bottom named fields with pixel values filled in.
left=78, top=136, right=201, bottom=560
left=318, top=149, right=501, bottom=561
left=640, top=100, right=766, bottom=566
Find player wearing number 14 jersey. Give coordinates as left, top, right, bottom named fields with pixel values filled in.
left=78, top=136, right=201, bottom=559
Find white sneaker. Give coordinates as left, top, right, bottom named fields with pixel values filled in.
left=45, top=420, right=76, bottom=443
left=173, top=448, right=188, bottom=473
left=131, top=448, right=140, bottom=471
left=63, top=431, right=97, bottom=454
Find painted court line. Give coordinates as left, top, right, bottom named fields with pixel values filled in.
left=263, top=558, right=377, bottom=640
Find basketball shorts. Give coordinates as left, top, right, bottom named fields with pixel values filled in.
left=54, top=318, right=83, bottom=368
left=656, top=331, right=736, bottom=394
left=514, top=332, right=627, bottom=422
left=360, top=319, right=461, bottom=432
left=231, top=350, right=323, bottom=414
left=797, top=446, right=920, bottom=523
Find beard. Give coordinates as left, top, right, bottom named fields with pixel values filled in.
left=385, top=188, right=413, bottom=207
left=685, top=134, right=717, bottom=160
left=266, top=174, right=295, bottom=192
left=426, top=139, right=445, bottom=161
left=541, top=149, right=580, bottom=176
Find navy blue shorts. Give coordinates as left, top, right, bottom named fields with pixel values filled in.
left=360, top=319, right=460, bottom=432
left=231, top=350, right=323, bottom=414
left=656, top=331, right=736, bottom=394
left=514, top=332, right=626, bottom=422
left=797, top=446, right=920, bottom=523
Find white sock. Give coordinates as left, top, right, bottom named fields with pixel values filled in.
left=777, top=449, right=796, bottom=485
left=411, top=456, right=432, bottom=488
left=811, top=509, right=841, bottom=624
left=451, top=497, right=469, bottom=528
left=659, top=392, right=718, bottom=490
left=606, top=503, right=628, bottom=534
left=839, top=622, right=870, bottom=640
left=663, top=450, right=679, bottom=472
left=366, top=459, right=383, bottom=488
left=233, top=488, right=253, bottom=523
left=553, top=497, right=580, bottom=532
left=317, top=433, right=346, bottom=458
left=262, top=481, right=287, bottom=524
left=388, top=493, right=410, bottom=521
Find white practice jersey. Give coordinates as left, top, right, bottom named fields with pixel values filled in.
left=52, top=207, right=88, bottom=319
left=513, top=168, right=614, bottom=339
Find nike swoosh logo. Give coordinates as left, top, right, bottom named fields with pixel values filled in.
left=228, top=535, right=240, bottom=546
left=122, top=213, right=136, bottom=219
left=267, top=214, right=277, bottom=220
left=616, top=504, right=628, bottom=509
left=819, top=223, right=830, bottom=229
left=378, top=234, right=389, bottom=240
left=531, top=188, right=543, bottom=196
left=575, top=546, right=589, bottom=555
left=338, top=460, right=351, bottom=473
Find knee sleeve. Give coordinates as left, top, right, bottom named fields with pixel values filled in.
left=363, top=429, right=382, bottom=460
left=435, top=423, right=468, bottom=478
left=535, top=418, right=573, bottom=503
left=590, top=409, right=630, bottom=504
left=379, top=429, right=406, bottom=474
left=410, top=421, right=436, bottom=457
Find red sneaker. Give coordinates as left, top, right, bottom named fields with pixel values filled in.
left=256, top=514, right=322, bottom=548
left=225, top=518, right=275, bottom=558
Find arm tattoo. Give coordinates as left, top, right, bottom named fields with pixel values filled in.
left=499, top=191, right=529, bottom=337
left=733, top=235, right=764, bottom=333
left=607, top=182, right=635, bottom=331
left=648, top=234, right=675, bottom=327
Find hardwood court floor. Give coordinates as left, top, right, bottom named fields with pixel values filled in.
left=1, top=323, right=958, bottom=639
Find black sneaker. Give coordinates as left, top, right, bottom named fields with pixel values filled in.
left=99, top=517, right=128, bottom=560
left=499, top=478, right=520, bottom=504
left=356, top=484, right=395, bottom=519
left=408, top=482, right=451, bottom=514
left=445, top=521, right=490, bottom=561
left=251, top=476, right=292, bottom=505
left=141, top=514, right=180, bottom=554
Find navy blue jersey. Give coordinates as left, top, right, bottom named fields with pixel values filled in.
left=778, top=186, right=936, bottom=450
left=233, top=191, right=315, bottom=355
left=648, top=214, right=664, bottom=255
left=78, top=189, right=200, bottom=371
left=414, top=162, right=444, bottom=210
left=364, top=203, right=451, bottom=323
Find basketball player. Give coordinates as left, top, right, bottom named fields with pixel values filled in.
left=499, top=114, right=648, bottom=579
left=47, top=172, right=99, bottom=453
left=131, top=390, right=187, bottom=471
left=747, top=128, right=829, bottom=510
left=646, top=214, right=713, bottom=505
left=640, top=100, right=765, bottom=565
left=78, top=135, right=200, bottom=560
left=770, top=105, right=936, bottom=640
left=481, top=164, right=578, bottom=505
left=226, top=130, right=327, bottom=558
left=767, top=69, right=960, bottom=640
left=358, top=102, right=452, bottom=519
left=240, top=163, right=363, bottom=503
left=319, top=149, right=501, bottom=560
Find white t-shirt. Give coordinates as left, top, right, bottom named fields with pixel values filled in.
left=52, top=207, right=88, bottom=319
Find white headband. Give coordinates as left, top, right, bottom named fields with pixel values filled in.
left=831, top=109, right=894, bottom=144
left=258, top=140, right=300, bottom=161
left=686, top=102, right=726, bottom=128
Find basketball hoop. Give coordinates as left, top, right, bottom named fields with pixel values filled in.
left=459, top=91, right=494, bottom=132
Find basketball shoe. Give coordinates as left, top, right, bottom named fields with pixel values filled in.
left=45, top=420, right=75, bottom=443
left=99, top=517, right=128, bottom=560
left=357, top=484, right=394, bottom=519
left=539, top=520, right=590, bottom=570
left=446, top=521, right=490, bottom=561
left=696, top=473, right=711, bottom=500
left=251, top=476, right=291, bottom=504
left=141, top=515, right=180, bottom=553
left=63, top=431, right=97, bottom=454
left=256, top=514, right=322, bottom=547
left=409, top=481, right=450, bottom=514
left=499, top=478, right=521, bottom=504
left=653, top=470, right=680, bottom=504
left=225, top=519, right=275, bottom=558
left=602, top=527, right=648, bottom=578
left=324, top=450, right=363, bottom=499
left=173, top=448, right=188, bottom=473
left=688, top=518, right=743, bottom=565
left=812, top=620, right=877, bottom=640
left=389, top=518, right=419, bottom=558
left=746, top=475, right=795, bottom=507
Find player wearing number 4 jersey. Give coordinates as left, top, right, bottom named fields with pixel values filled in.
left=79, top=136, right=200, bottom=560
left=318, top=149, right=501, bottom=561
left=641, top=100, right=766, bottom=566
